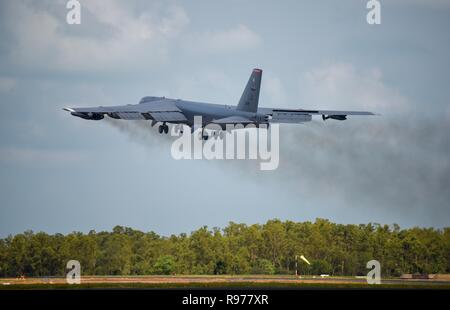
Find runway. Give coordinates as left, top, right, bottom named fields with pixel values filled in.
left=2, top=275, right=450, bottom=288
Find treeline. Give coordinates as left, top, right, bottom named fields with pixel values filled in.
left=0, top=219, right=448, bottom=277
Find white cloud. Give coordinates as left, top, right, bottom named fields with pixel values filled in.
left=185, top=24, right=262, bottom=54
left=175, top=71, right=237, bottom=103
left=158, top=5, right=190, bottom=37
left=299, top=63, right=408, bottom=114
left=262, top=75, right=288, bottom=108
left=2, top=1, right=262, bottom=74
left=3, top=0, right=190, bottom=73
left=0, top=77, right=16, bottom=93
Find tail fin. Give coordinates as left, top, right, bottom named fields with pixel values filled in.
left=237, top=68, right=262, bottom=113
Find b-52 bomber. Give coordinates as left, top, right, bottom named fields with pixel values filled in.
left=64, top=69, right=374, bottom=138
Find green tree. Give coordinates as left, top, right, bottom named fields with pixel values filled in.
left=153, top=255, right=176, bottom=275
left=310, top=259, right=333, bottom=275
left=253, top=259, right=275, bottom=274
left=0, top=220, right=448, bottom=277
left=97, top=233, right=132, bottom=275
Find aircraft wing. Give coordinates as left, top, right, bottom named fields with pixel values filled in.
left=63, top=99, right=188, bottom=122
left=269, top=108, right=374, bottom=123
left=272, top=108, right=374, bottom=116
left=212, top=116, right=254, bottom=124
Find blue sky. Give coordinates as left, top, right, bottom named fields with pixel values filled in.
left=0, top=0, right=449, bottom=236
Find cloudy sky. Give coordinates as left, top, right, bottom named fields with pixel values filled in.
left=0, top=0, right=449, bottom=236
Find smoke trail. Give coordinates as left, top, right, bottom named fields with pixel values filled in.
left=104, top=118, right=173, bottom=150
left=103, top=115, right=450, bottom=226
left=275, top=117, right=450, bottom=224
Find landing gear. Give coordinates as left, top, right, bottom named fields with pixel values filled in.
left=198, top=129, right=225, bottom=140
left=197, top=129, right=209, bottom=140
left=158, top=123, right=169, bottom=134
left=202, top=130, right=209, bottom=140
left=211, top=130, right=224, bottom=140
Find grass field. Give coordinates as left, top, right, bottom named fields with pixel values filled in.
left=2, top=275, right=450, bottom=289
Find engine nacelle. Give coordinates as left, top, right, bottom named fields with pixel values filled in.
left=71, top=112, right=104, bottom=120
left=322, top=115, right=347, bottom=121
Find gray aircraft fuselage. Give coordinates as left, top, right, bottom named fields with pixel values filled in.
left=169, top=99, right=271, bottom=126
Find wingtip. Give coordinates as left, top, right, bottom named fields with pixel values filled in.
left=63, top=107, right=75, bottom=112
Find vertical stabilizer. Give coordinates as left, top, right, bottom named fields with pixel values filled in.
left=237, top=68, right=262, bottom=113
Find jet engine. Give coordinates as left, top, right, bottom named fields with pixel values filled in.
left=322, top=115, right=347, bottom=121
left=71, top=112, right=104, bottom=120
